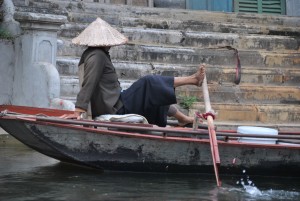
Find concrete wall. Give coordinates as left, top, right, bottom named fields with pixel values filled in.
left=0, top=0, right=67, bottom=109
left=0, top=40, right=14, bottom=105
left=11, top=0, right=153, bottom=7
left=10, top=12, right=67, bottom=108
left=286, top=0, right=300, bottom=16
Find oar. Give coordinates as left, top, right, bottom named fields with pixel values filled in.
left=202, top=75, right=221, bottom=187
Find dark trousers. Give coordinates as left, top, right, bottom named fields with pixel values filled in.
left=117, top=75, right=177, bottom=127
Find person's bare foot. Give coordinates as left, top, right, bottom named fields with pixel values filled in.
left=177, top=116, right=194, bottom=127
left=194, top=64, right=206, bottom=86
left=173, top=64, right=206, bottom=88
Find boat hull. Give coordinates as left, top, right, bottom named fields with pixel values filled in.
left=1, top=118, right=300, bottom=177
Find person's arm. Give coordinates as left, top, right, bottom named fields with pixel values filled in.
left=75, top=50, right=106, bottom=111
left=61, top=49, right=106, bottom=119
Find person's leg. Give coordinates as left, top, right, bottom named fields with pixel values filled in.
left=168, top=105, right=194, bottom=126
left=168, top=64, right=205, bottom=126
left=120, top=64, right=206, bottom=127
left=120, top=75, right=176, bottom=126
left=174, top=64, right=205, bottom=88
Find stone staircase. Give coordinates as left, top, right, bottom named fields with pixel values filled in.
left=15, top=0, right=300, bottom=130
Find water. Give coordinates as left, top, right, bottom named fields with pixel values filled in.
left=1, top=144, right=300, bottom=201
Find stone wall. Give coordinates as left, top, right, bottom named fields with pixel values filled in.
left=0, top=0, right=3, bottom=19
left=13, top=0, right=153, bottom=7
left=286, top=0, right=300, bottom=16
left=11, top=12, right=67, bottom=108
left=0, top=39, right=14, bottom=105
left=0, top=0, right=67, bottom=108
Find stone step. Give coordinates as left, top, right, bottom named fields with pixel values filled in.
left=176, top=84, right=300, bottom=105
left=56, top=58, right=300, bottom=86
left=112, top=44, right=300, bottom=67
left=50, top=94, right=300, bottom=130
left=62, top=13, right=264, bottom=35
left=14, top=0, right=300, bottom=128
left=123, top=28, right=300, bottom=51
left=29, top=0, right=300, bottom=28
left=60, top=75, right=135, bottom=97
left=56, top=56, right=80, bottom=75
left=59, top=95, right=76, bottom=104
left=62, top=11, right=300, bottom=37
left=19, top=0, right=148, bottom=10
left=18, top=1, right=300, bottom=36
left=59, top=73, right=300, bottom=105
left=58, top=24, right=300, bottom=51
left=190, top=103, right=300, bottom=124
left=57, top=42, right=300, bottom=67
left=57, top=38, right=85, bottom=57
left=60, top=75, right=300, bottom=123
left=119, top=16, right=300, bottom=36
left=60, top=75, right=79, bottom=97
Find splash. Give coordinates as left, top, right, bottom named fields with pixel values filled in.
left=235, top=170, right=300, bottom=200
left=236, top=169, right=262, bottom=196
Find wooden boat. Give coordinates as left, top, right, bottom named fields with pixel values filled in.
left=1, top=105, right=300, bottom=178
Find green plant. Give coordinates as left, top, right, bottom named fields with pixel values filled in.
left=179, top=96, right=198, bottom=109
left=0, top=29, right=13, bottom=39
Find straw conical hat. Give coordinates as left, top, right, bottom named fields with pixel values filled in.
left=72, top=18, right=128, bottom=46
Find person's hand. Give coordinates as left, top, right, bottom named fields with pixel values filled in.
left=60, top=108, right=87, bottom=119
left=60, top=111, right=83, bottom=120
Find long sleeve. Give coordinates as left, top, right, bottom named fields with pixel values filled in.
left=75, top=49, right=106, bottom=111
left=75, top=47, right=122, bottom=118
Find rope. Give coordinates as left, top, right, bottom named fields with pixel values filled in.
left=207, top=45, right=242, bottom=85
left=195, top=111, right=216, bottom=121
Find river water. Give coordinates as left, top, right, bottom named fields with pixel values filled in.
left=1, top=143, right=300, bottom=201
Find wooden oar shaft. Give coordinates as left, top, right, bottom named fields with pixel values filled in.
left=207, top=116, right=220, bottom=163
left=202, top=75, right=221, bottom=187
left=202, top=77, right=212, bottom=112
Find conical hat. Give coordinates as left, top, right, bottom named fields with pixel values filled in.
left=72, top=18, right=128, bottom=46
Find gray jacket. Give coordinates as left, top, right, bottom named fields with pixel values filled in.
left=75, top=47, right=123, bottom=118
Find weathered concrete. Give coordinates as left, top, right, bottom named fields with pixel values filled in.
left=56, top=58, right=300, bottom=85
left=190, top=103, right=300, bottom=123
left=0, top=40, right=14, bottom=105
left=153, top=0, right=185, bottom=9
left=56, top=42, right=300, bottom=67
left=111, top=45, right=300, bottom=67
left=9, top=0, right=300, bottom=126
left=177, top=84, right=300, bottom=104
left=15, top=0, right=300, bottom=29
left=11, top=12, right=67, bottom=108
left=1, top=0, right=21, bottom=36
left=286, top=0, right=300, bottom=17
left=59, top=23, right=300, bottom=51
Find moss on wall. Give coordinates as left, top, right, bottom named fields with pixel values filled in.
left=0, top=28, right=13, bottom=39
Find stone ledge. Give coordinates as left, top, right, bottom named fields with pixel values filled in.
left=15, top=11, right=67, bottom=31
left=190, top=103, right=300, bottom=123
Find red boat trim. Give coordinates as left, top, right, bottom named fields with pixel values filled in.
left=3, top=116, right=297, bottom=150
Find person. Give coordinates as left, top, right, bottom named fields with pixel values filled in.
left=61, top=17, right=205, bottom=127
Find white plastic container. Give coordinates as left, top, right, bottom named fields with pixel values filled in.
left=237, top=126, right=278, bottom=144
